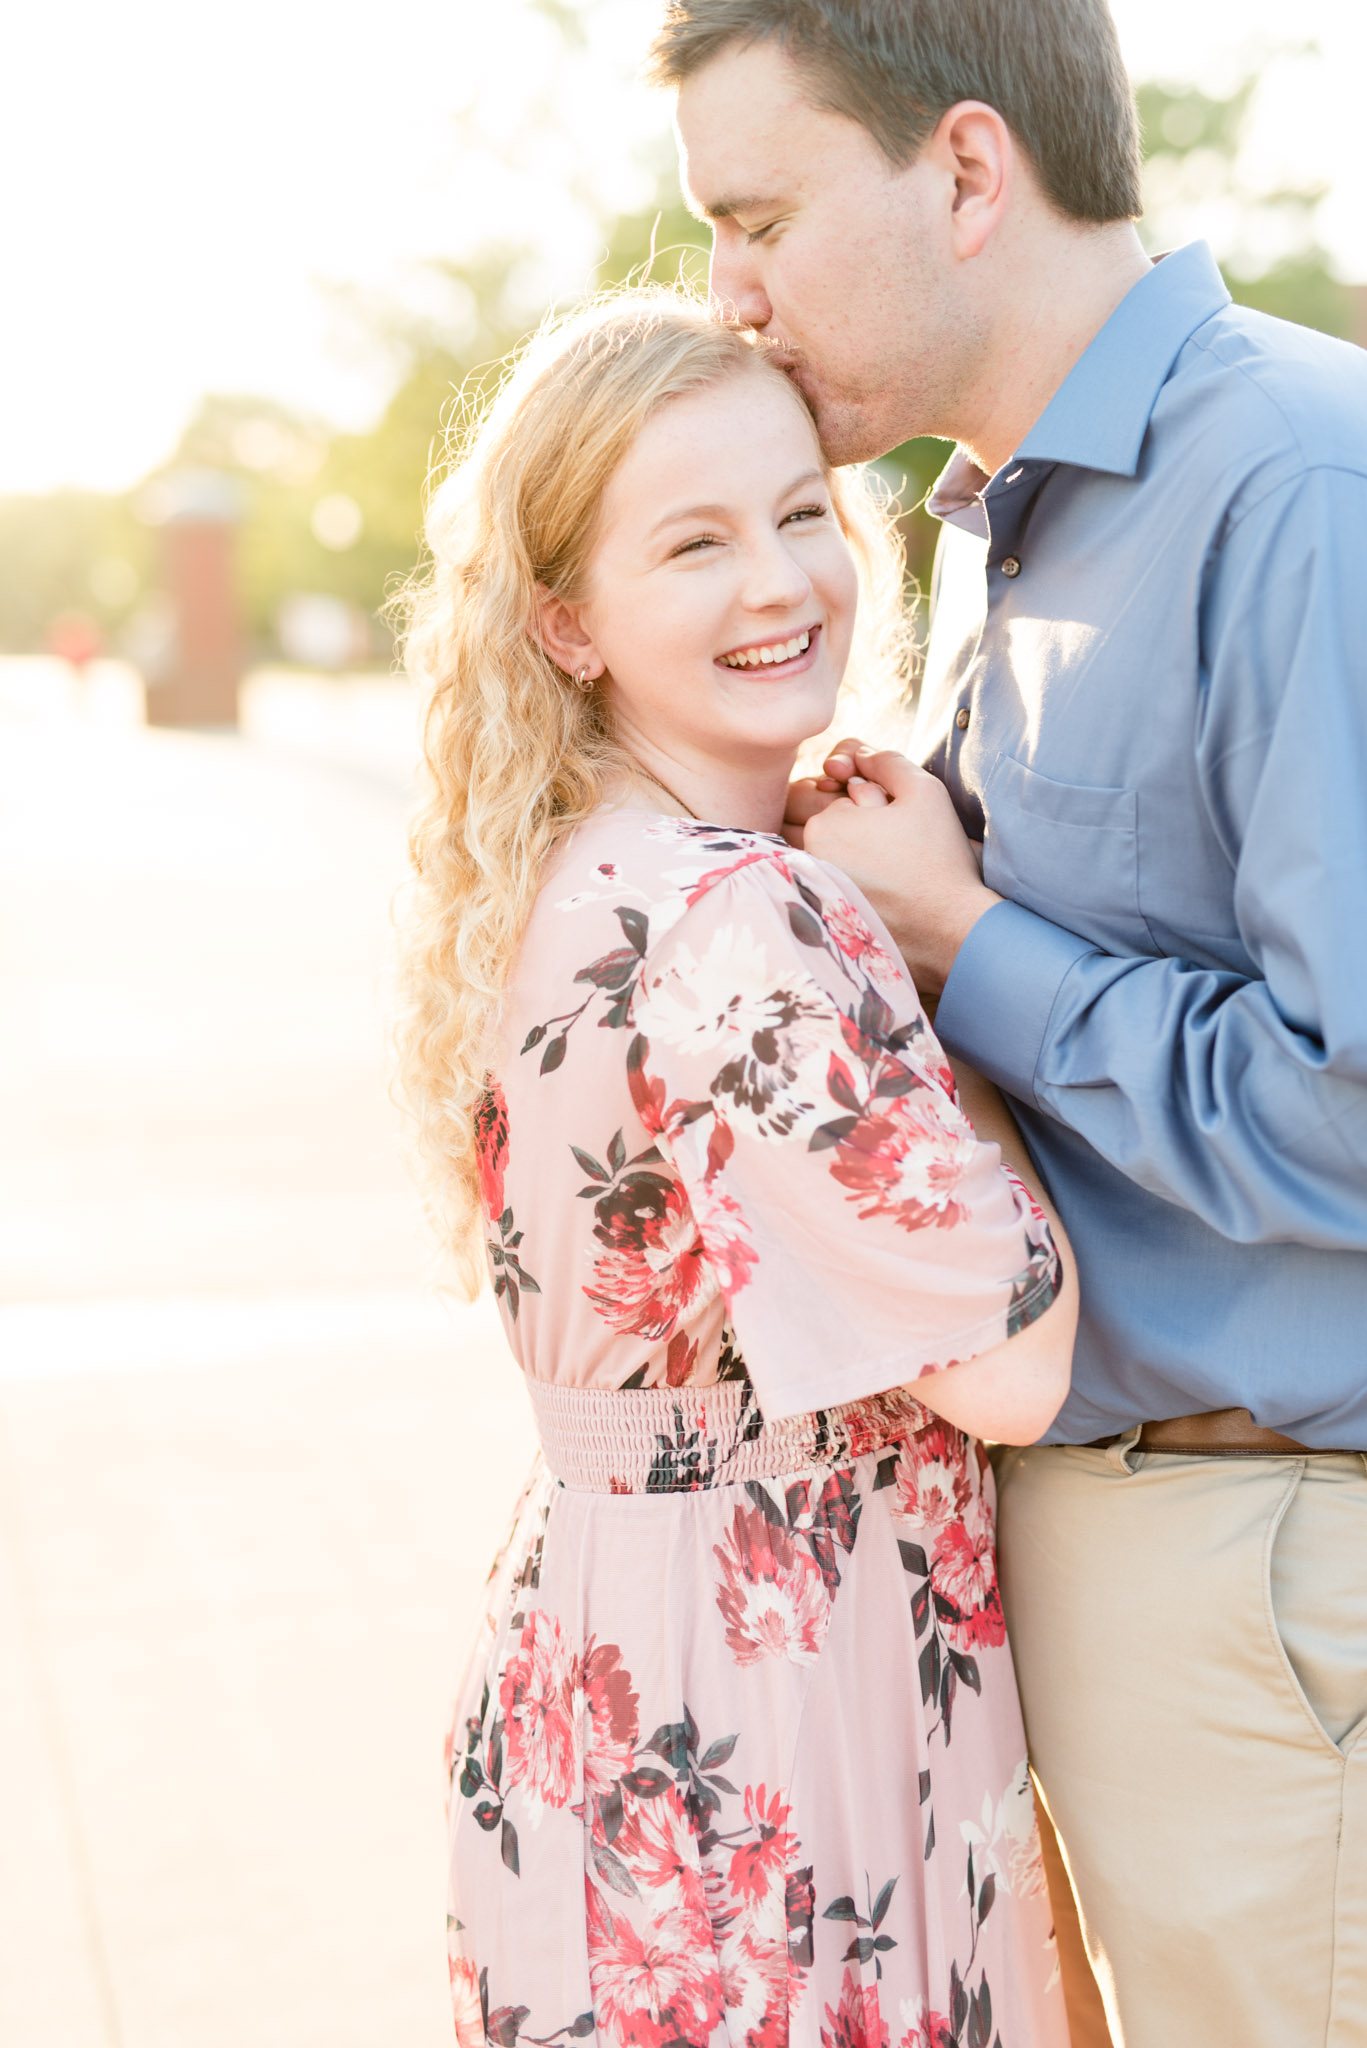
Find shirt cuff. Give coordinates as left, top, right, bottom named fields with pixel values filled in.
left=934, top=899, right=1096, bottom=1104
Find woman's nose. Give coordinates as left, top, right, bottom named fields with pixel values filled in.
left=741, top=535, right=812, bottom=613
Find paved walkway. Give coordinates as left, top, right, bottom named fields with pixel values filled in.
left=0, top=665, right=536, bottom=2047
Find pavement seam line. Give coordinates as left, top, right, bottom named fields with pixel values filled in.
left=0, top=1399, right=126, bottom=2048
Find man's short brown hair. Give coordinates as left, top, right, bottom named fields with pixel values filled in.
left=648, top=0, right=1142, bottom=224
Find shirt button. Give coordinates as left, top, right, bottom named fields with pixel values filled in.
left=955, top=706, right=971, bottom=731
left=1001, top=556, right=1022, bottom=578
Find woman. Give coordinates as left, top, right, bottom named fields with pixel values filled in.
left=400, top=291, right=1077, bottom=2048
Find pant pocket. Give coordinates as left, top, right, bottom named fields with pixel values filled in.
left=1267, top=1456, right=1367, bottom=1754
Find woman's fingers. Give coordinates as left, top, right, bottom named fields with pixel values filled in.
left=847, top=776, right=890, bottom=808
left=822, top=735, right=873, bottom=783
left=784, top=776, right=843, bottom=828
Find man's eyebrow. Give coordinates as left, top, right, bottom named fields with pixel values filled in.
left=648, top=470, right=827, bottom=540
left=689, top=191, right=781, bottom=223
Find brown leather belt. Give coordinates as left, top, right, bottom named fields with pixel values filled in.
left=1089, top=1407, right=1361, bottom=1457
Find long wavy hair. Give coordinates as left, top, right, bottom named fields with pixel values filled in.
left=396, top=287, right=915, bottom=1291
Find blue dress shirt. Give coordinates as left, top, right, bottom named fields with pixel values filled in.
left=917, top=241, right=1367, bottom=1447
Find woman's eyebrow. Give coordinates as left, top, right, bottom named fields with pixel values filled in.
left=647, top=470, right=827, bottom=540
left=648, top=500, right=731, bottom=538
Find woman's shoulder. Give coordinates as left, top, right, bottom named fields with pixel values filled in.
left=537, top=805, right=789, bottom=939
left=529, top=804, right=906, bottom=989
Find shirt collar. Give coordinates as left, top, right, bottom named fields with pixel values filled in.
left=1016, top=240, right=1229, bottom=477
left=926, top=241, right=1231, bottom=529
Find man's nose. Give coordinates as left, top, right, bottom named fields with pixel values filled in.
left=709, top=240, right=772, bottom=331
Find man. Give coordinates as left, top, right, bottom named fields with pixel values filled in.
left=649, top=3, right=1367, bottom=2044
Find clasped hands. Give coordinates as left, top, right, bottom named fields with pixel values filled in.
left=784, top=738, right=1001, bottom=1001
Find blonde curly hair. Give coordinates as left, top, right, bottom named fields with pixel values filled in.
left=396, top=286, right=915, bottom=1291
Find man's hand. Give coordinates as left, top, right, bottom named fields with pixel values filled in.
left=786, top=740, right=1001, bottom=999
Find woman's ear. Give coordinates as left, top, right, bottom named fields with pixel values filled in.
left=531, top=585, right=603, bottom=682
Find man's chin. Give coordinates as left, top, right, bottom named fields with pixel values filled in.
left=802, top=387, right=918, bottom=467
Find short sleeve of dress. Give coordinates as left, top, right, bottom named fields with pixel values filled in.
left=627, top=847, right=1062, bottom=1422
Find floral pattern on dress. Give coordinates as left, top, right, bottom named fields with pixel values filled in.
left=446, top=811, right=1069, bottom=2048
left=447, top=1408, right=1062, bottom=2048
left=476, top=1081, right=541, bottom=1322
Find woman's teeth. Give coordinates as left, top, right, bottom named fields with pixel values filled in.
left=720, top=629, right=812, bottom=669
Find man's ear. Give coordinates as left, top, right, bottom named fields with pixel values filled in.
left=931, top=101, right=1014, bottom=261
left=531, top=585, right=603, bottom=681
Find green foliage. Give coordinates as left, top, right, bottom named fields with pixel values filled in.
left=595, top=179, right=710, bottom=294
left=1137, top=69, right=1358, bottom=342
left=1136, top=78, right=1256, bottom=164
left=0, top=492, right=150, bottom=655
left=872, top=439, right=955, bottom=591
left=1226, top=256, right=1357, bottom=342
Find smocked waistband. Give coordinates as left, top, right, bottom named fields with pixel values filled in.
left=525, top=1375, right=936, bottom=1494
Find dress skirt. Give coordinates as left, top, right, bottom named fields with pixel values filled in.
left=445, top=1379, right=1067, bottom=2048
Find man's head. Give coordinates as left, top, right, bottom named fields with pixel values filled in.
left=652, top=0, right=1143, bottom=463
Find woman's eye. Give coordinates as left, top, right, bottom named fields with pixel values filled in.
left=670, top=534, right=719, bottom=558
left=783, top=503, right=828, bottom=526
left=745, top=223, right=777, bottom=246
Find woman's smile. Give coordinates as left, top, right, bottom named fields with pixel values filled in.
left=716, top=622, right=821, bottom=673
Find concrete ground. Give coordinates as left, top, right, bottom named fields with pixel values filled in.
left=0, top=663, right=536, bottom=2047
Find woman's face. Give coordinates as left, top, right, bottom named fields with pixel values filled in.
left=572, top=368, right=859, bottom=783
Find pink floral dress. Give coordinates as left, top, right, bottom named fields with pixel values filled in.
left=446, top=808, right=1069, bottom=2048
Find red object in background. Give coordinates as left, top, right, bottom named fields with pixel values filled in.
left=48, top=613, right=103, bottom=670
left=142, top=469, right=246, bottom=727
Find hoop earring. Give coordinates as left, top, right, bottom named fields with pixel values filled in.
left=574, top=666, right=595, bottom=693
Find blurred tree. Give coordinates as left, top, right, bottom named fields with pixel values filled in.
left=0, top=492, right=150, bottom=655
left=1136, top=71, right=1358, bottom=339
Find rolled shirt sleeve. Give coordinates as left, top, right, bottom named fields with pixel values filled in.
left=936, top=464, right=1367, bottom=1249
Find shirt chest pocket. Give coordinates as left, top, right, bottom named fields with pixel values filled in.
left=981, top=753, right=1156, bottom=956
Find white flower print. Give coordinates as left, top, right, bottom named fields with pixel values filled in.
left=959, top=1757, right=1047, bottom=1903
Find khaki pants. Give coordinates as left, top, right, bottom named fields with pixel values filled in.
left=995, top=1442, right=1367, bottom=2047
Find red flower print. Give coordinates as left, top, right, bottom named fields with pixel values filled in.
left=714, top=1505, right=832, bottom=1667
left=691, top=1177, right=759, bottom=1303
left=894, top=1424, right=970, bottom=1532
left=663, top=1329, right=698, bottom=1387
left=824, top=897, right=901, bottom=987
left=580, top=1639, right=639, bottom=1799
left=728, top=1783, right=799, bottom=1914
left=586, top=1880, right=725, bottom=2048
left=827, top=1092, right=973, bottom=1234
left=820, top=1966, right=891, bottom=2048
left=897, top=2002, right=955, bottom=2048
left=614, top=1782, right=707, bottom=1915
left=500, top=1611, right=578, bottom=1819
left=684, top=845, right=794, bottom=906
left=719, top=1924, right=789, bottom=2047
left=931, top=1491, right=1005, bottom=1652
left=446, top=1943, right=484, bottom=2048
left=473, top=1079, right=509, bottom=1221
left=584, top=1171, right=719, bottom=1340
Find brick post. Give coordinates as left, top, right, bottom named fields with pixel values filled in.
left=144, top=469, right=245, bottom=728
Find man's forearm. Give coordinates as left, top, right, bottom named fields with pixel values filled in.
left=937, top=903, right=1367, bottom=1250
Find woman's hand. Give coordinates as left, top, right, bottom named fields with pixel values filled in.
left=784, top=735, right=888, bottom=848
left=786, top=739, right=1000, bottom=1000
